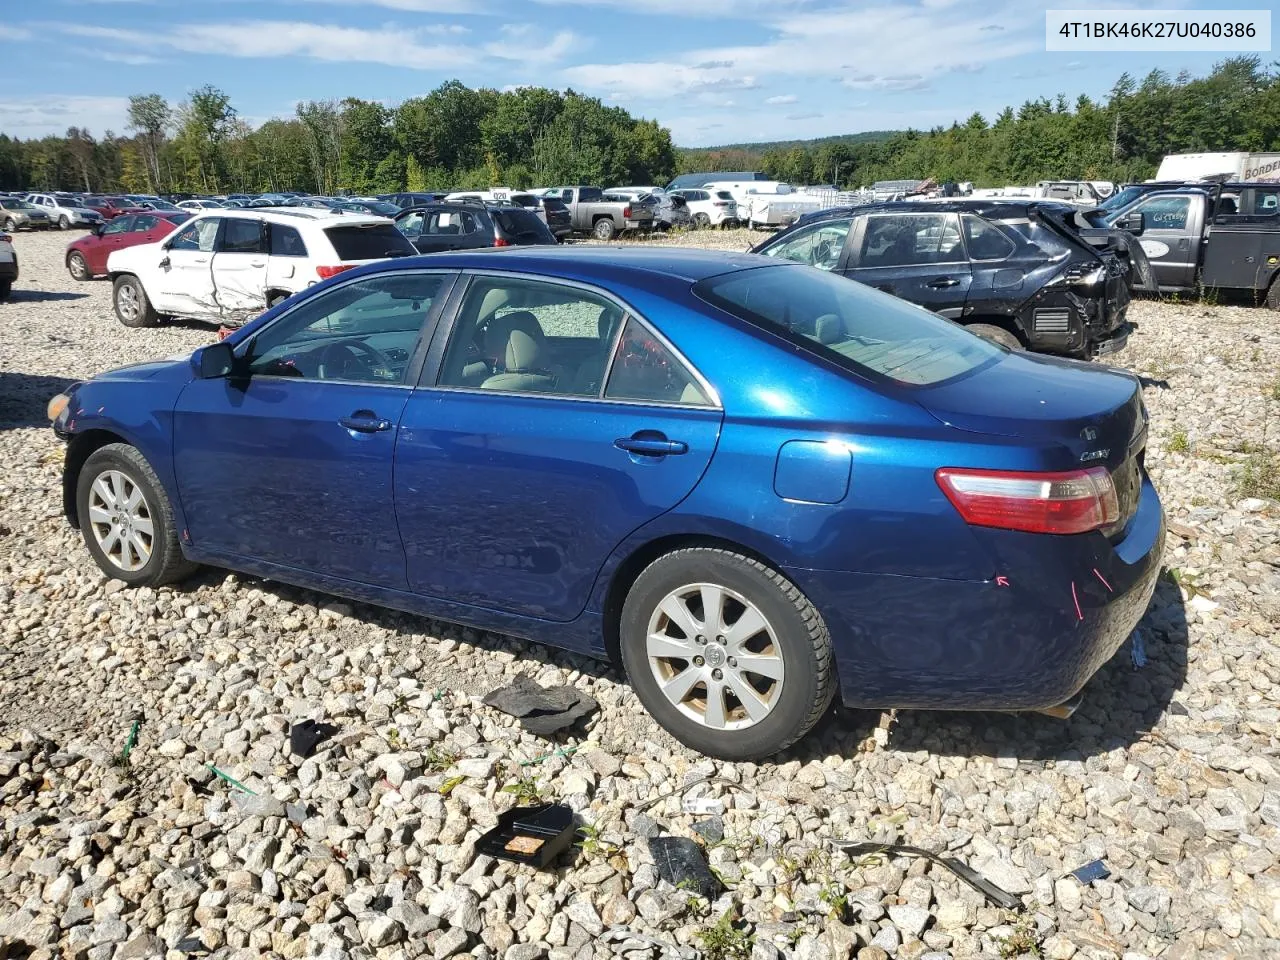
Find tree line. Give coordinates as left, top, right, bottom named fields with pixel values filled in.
left=0, top=82, right=677, bottom=195
left=1, top=59, right=1277, bottom=195
left=677, top=57, right=1280, bottom=188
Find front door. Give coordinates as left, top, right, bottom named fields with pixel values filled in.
left=1123, top=193, right=1201, bottom=292
left=86, top=215, right=133, bottom=274
left=155, top=217, right=221, bottom=317
left=395, top=273, right=722, bottom=622
left=1202, top=185, right=1280, bottom=293
left=756, top=218, right=854, bottom=273
left=212, top=217, right=270, bottom=321
left=173, top=270, right=454, bottom=587
left=844, top=212, right=973, bottom=317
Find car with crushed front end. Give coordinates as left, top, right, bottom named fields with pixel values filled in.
left=752, top=200, right=1144, bottom=358
left=49, top=246, right=1165, bottom=760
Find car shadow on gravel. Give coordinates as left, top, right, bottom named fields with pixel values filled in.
left=0, top=372, right=77, bottom=430
left=1, top=290, right=88, bottom=303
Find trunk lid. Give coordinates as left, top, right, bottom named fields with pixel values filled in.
left=916, top=351, right=1147, bottom=529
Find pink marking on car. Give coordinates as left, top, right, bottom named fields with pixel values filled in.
left=1093, top=568, right=1113, bottom=592
left=995, top=576, right=1010, bottom=587
left=1071, top=581, right=1083, bottom=622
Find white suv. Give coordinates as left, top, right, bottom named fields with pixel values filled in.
left=26, top=193, right=103, bottom=230
left=669, top=188, right=739, bottom=228
left=106, top=208, right=416, bottom=328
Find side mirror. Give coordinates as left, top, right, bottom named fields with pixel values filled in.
left=92, top=224, right=103, bottom=237
left=195, top=342, right=235, bottom=379
left=1118, top=211, right=1145, bottom=236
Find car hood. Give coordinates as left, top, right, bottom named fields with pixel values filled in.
left=92, top=358, right=189, bottom=382
left=914, top=350, right=1143, bottom=465
left=108, top=239, right=165, bottom=266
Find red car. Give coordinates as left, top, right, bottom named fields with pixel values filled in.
left=82, top=196, right=149, bottom=220
left=65, top=211, right=191, bottom=281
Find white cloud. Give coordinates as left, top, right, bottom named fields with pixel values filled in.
left=58, top=21, right=487, bottom=70
left=0, top=26, right=32, bottom=39
left=764, top=94, right=797, bottom=105
left=98, top=51, right=164, bottom=65
left=485, top=24, right=581, bottom=63
left=533, top=0, right=811, bottom=16
left=0, top=95, right=131, bottom=138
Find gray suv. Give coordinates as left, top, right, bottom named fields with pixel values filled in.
left=25, top=193, right=103, bottom=230
left=0, top=197, right=52, bottom=231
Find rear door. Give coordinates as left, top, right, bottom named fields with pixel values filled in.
left=1123, top=193, right=1202, bottom=291
left=393, top=272, right=723, bottom=621
left=1202, top=185, right=1280, bottom=293
left=211, top=217, right=270, bottom=319
left=266, top=222, right=309, bottom=293
left=844, top=212, right=972, bottom=317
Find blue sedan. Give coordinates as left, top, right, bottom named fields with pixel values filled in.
left=48, top=247, right=1165, bottom=759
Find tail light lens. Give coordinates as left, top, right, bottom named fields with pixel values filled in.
left=316, top=264, right=356, bottom=280
left=493, top=236, right=510, bottom=247
left=935, top=466, right=1118, bottom=535
left=622, top=206, right=632, bottom=218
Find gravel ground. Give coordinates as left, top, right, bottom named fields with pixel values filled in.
left=2, top=228, right=1280, bottom=960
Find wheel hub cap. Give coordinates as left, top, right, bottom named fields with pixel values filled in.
left=87, top=469, right=153, bottom=573
left=645, top=582, right=784, bottom=731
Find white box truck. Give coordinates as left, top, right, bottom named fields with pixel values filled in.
left=1155, top=152, right=1280, bottom=182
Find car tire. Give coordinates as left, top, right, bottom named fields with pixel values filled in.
left=692, top=213, right=711, bottom=229
left=76, top=443, right=199, bottom=587
left=1266, top=276, right=1280, bottom=311
left=2, top=218, right=15, bottom=232
left=966, top=322, right=1024, bottom=350
left=619, top=547, right=835, bottom=760
left=57, top=215, right=70, bottom=230
left=113, top=274, right=159, bottom=328
left=67, top=251, right=90, bottom=282
left=593, top=218, right=617, bottom=241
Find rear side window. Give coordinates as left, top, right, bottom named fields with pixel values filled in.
left=493, top=210, right=554, bottom=242
left=605, top=318, right=710, bottom=405
left=860, top=214, right=963, bottom=266
left=579, top=187, right=603, bottom=202
left=694, top=264, right=998, bottom=387
left=961, top=215, right=1016, bottom=261
left=715, top=191, right=733, bottom=201
left=271, top=223, right=308, bottom=257
left=221, top=218, right=266, bottom=254
left=131, top=215, right=159, bottom=232
left=324, top=224, right=416, bottom=261
left=427, top=210, right=479, bottom=235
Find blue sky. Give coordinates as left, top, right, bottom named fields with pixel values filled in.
left=0, top=0, right=1260, bottom=147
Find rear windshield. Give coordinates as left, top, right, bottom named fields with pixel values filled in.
left=716, top=191, right=733, bottom=200
left=493, top=209, right=555, bottom=242
left=324, top=224, right=417, bottom=261
left=694, top=264, right=999, bottom=387
left=163, top=212, right=194, bottom=226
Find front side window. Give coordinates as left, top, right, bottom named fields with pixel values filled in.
left=169, top=218, right=220, bottom=252
left=760, top=220, right=851, bottom=271
left=860, top=214, right=963, bottom=267
left=437, top=276, right=623, bottom=397
left=102, top=217, right=132, bottom=236
left=695, top=263, right=998, bottom=387
left=962, top=215, right=1016, bottom=261
left=605, top=318, right=710, bottom=405
left=246, top=273, right=445, bottom=383
left=1131, top=196, right=1191, bottom=230
left=397, top=211, right=426, bottom=236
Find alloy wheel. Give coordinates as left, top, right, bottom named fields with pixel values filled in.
left=69, top=253, right=88, bottom=280
left=645, top=582, right=785, bottom=730
left=86, top=470, right=154, bottom=573
left=116, top=283, right=140, bottom=322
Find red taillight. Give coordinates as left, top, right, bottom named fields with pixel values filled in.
left=316, top=264, right=357, bottom=279
left=935, top=466, right=1118, bottom=535
left=493, top=236, right=510, bottom=247
left=622, top=206, right=631, bottom=218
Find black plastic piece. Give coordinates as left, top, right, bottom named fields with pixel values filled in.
left=289, top=720, right=339, bottom=759
left=1070, top=859, right=1111, bottom=884
left=477, top=804, right=577, bottom=868
left=649, top=836, right=722, bottom=900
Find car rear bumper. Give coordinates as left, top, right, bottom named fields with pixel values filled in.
left=0, top=258, right=17, bottom=281
left=791, top=474, right=1165, bottom=711
left=623, top=219, right=654, bottom=231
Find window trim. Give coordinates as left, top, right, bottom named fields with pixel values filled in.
left=854, top=212, right=968, bottom=268
left=233, top=269, right=460, bottom=389
left=419, top=269, right=722, bottom=410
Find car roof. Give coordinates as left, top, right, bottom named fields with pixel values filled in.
left=389, top=244, right=777, bottom=284
left=193, top=207, right=388, bottom=227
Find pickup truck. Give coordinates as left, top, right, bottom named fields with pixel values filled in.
left=539, top=186, right=654, bottom=240
left=1106, top=181, right=1280, bottom=306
